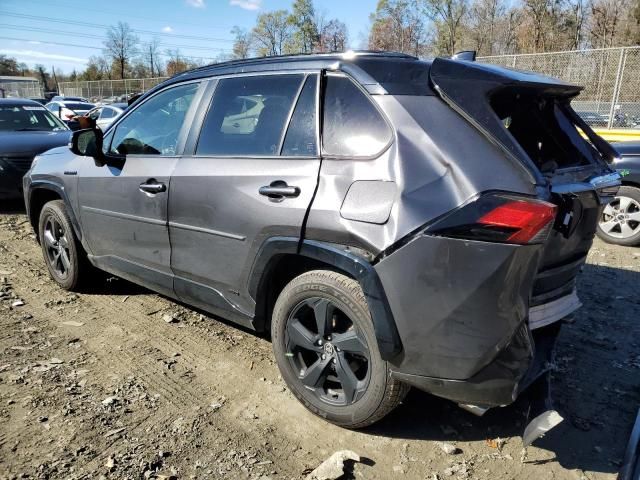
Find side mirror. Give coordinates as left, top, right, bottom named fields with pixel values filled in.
left=71, top=128, right=102, bottom=157
left=71, top=128, right=124, bottom=168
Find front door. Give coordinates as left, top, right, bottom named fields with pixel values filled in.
left=77, top=81, right=203, bottom=295
left=168, top=73, right=320, bottom=324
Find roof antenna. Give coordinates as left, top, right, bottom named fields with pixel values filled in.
left=451, top=51, right=476, bottom=61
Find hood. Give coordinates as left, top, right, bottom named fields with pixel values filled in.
left=0, top=130, right=71, bottom=157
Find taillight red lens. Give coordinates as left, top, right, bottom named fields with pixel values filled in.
left=427, top=194, right=557, bottom=245
left=478, top=200, right=557, bottom=244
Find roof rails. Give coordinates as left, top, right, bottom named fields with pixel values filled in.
left=176, top=50, right=419, bottom=78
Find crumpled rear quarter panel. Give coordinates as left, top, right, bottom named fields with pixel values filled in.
left=374, top=234, right=544, bottom=380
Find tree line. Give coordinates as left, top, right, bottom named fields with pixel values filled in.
left=1, top=0, right=638, bottom=89
left=369, top=0, right=639, bottom=57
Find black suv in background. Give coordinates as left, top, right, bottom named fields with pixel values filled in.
left=24, top=52, right=620, bottom=431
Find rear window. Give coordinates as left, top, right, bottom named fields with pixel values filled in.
left=491, top=91, right=601, bottom=172
left=322, top=75, right=392, bottom=157
left=64, top=102, right=94, bottom=111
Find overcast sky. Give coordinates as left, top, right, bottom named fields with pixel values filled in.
left=0, top=0, right=377, bottom=73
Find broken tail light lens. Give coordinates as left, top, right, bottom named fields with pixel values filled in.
left=427, top=193, right=557, bottom=245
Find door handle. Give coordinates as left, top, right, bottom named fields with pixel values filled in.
left=259, top=181, right=300, bottom=200
left=139, top=180, right=166, bottom=194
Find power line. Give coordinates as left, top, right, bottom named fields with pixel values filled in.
left=0, top=36, right=229, bottom=62
left=0, top=24, right=231, bottom=52
left=13, top=0, right=235, bottom=31
left=0, top=12, right=236, bottom=43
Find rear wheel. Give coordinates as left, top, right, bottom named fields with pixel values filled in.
left=38, top=200, right=88, bottom=291
left=596, top=186, right=640, bottom=246
left=271, top=270, right=408, bottom=428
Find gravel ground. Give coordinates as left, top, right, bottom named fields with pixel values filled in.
left=0, top=202, right=638, bottom=480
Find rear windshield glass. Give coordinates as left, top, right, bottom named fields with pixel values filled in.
left=0, top=105, right=67, bottom=131
left=491, top=91, right=601, bottom=172
left=64, top=102, right=94, bottom=111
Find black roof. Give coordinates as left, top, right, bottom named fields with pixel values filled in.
left=152, top=51, right=435, bottom=97
left=0, top=97, right=44, bottom=106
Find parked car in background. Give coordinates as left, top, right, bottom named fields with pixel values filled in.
left=45, top=100, right=95, bottom=124
left=50, top=95, right=89, bottom=103
left=597, top=141, right=640, bottom=246
left=577, top=110, right=608, bottom=127
left=24, top=52, right=620, bottom=432
left=0, top=98, right=70, bottom=199
left=69, top=103, right=127, bottom=131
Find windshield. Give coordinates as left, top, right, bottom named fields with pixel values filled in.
left=0, top=104, right=68, bottom=132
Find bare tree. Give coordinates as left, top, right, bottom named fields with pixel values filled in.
left=369, top=0, right=429, bottom=56
left=252, top=10, right=295, bottom=56
left=420, top=0, right=468, bottom=54
left=231, top=26, right=253, bottom=59
left=289, top=0, right=320, bottom=53
left=143, top=39, right=162, bottom=77
left=103, top=22, right=139, bottom=79
left=468, top=0, right=505, bottom=55
left=319, top=19, right=349, bottom=52
left=589, top=0, right=629, bottom=47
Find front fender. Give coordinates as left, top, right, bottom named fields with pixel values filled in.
left=27, top=179, right=83, bottom=243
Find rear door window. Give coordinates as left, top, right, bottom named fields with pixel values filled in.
left=322, top=75, right=392, bottom=157
left=282, top=74, right=318, bottom=156
left=196, top=74, right=304, bottom=156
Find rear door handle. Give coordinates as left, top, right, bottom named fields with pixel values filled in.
left=139, top=180, right=166, bottom=194
left=259, top=181, right=300, bottom=200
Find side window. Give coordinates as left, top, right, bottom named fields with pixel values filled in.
left=100, top=108, right=116, bottom=119
left=282, top=75, right=318, bottom=156
left=110, top=82, right=198, bottom=156
left=196, top=74, right=304, bottom=156
left=322, top=75, right=392, bottom=157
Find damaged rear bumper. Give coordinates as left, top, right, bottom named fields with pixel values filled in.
left=391, top=322, right=561, bottom=407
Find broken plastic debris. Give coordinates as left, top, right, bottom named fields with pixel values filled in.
left=522, top=410, right=564, bottom=447
left=306, top=450, right=361, bottom=480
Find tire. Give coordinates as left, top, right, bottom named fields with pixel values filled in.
left=38, top=200, right=88, bottom=291
left=596, top=185, right=640, bottom=246
left=271, top=270, right=408, bottom=428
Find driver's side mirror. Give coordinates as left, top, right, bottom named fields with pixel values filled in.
left=70, top=128, right=122, bottom=168
left=71, top=128, right=102, bottom=157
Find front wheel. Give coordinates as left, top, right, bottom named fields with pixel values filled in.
left=271, top=270, right=408, bottom=428
left=38, top=200, right=88, bottom=291
left=596, top=185, right=640, bottom=246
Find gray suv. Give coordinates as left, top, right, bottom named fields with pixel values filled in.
left=24, top=52, right=620, bottom=429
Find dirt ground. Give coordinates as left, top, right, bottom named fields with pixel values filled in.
left=0, top=201, right=639, bottom=480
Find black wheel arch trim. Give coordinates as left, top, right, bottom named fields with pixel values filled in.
left=248, top=236, right=403, bottom=361
left=27, top=180, right=82, bottom=243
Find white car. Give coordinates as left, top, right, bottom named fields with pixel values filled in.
left=45, top=101, right=95, bottom=123
left=84, top=103, right=127, bottom=130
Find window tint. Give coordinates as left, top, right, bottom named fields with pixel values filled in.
left=322, top=75, right=392, bottom=157
left=282, top=75, right=317, bottom=156
left=196, top=74, right=304, bottom=156
left=110, top=82, right=198, bottom=156
left=100, top=107, right=116, bottom=119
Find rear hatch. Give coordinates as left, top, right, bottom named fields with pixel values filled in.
left=430, top=58, right=621, bottom=327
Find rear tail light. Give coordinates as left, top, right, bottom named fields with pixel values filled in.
left=427, top=193, right=557, bottom=245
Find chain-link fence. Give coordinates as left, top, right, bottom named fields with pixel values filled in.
left=58, top=77, right=168, bottom=104
left=0, top=77, right=44, bottom=99
left=479, top=46, right=640, bottom=130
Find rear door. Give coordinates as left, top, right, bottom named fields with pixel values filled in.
left=430, top=58, right=621, bottom=326
left=168, top=73, right=320, bottom=323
